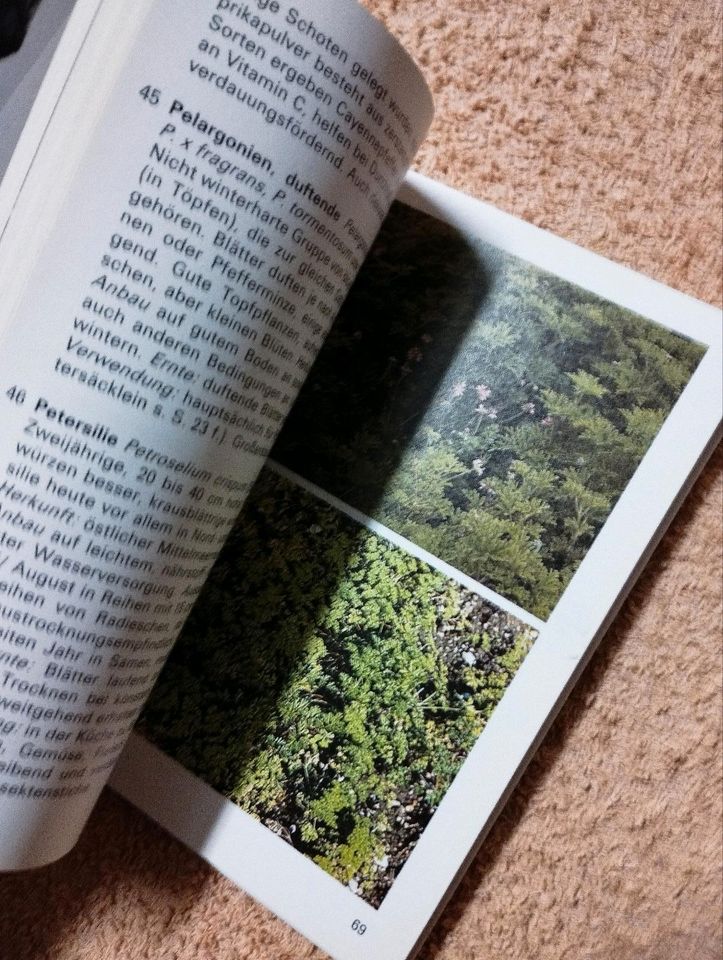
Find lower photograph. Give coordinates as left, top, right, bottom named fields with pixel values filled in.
left=138, top=466, right=538, bottom=908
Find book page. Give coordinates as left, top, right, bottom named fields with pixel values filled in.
left=0, top=0, right=432, bottom=870
left=114, top=173, right=722, bottom=960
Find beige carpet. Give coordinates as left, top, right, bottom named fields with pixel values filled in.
left=1, top=1, right=721, bottom=957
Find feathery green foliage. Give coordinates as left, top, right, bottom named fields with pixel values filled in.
left=140, top=470, right=536, bottom=906
left=273, top=203, right=705, bottom=618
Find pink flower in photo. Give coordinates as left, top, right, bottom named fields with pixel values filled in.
left=475, top=403, right=498, bottom=420
left=541, top=415, right=553, bottom=427
left=522, top=402, right=536, bottom=415
left=407, top=346, right=423, bottom=363
left=450, top=380, right=467, bottom=399
left=475, top=384, right=492, bottom=402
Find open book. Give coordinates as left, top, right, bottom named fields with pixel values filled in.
left=0, top=2, right=721, bottom=959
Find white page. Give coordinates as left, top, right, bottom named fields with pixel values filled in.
left=112, top=170, right=722, bottom=960
left=0, top=0, right=432, bottom=870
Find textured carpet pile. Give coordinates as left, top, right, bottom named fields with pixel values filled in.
left=1, top=1, right=721, bottom=958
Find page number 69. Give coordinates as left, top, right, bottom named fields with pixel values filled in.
left=351, top=919, right=367, bottom=936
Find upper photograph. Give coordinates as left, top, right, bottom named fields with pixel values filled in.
left=273, top=200, right=706, bottom=620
